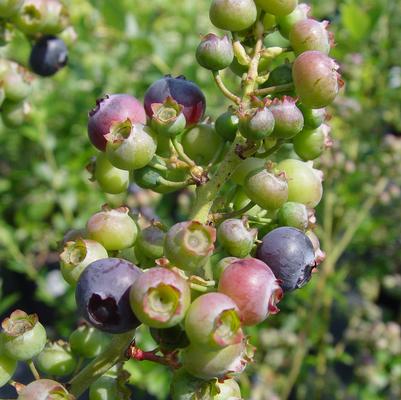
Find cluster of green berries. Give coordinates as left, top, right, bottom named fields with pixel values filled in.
left=1, top=0, right=341, bottom=398
left=0, top=0, right=71, bottom=128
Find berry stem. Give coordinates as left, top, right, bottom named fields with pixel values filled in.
left=211, top=201, right=256, bottom=223
left=190, top=136, right=244, bottom=223
left=68, top=330, right=135, bottom=398
left=212, top=71, right=241, bottom=105
left=126, top=342, right=181, bottom=369
left=27, top=360, right=41, bottom=380
left=171, top=137, right=196, bottom=167
left=253, top=83, right=294, bottom=96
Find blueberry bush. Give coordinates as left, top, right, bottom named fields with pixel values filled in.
left=0, top=0, right=400, bottom=399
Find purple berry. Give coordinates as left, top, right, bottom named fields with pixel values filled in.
left=75, top=258, right=142, bottom=333
left=144, top=76, right=206, bottom=126
left=256, top=227, right=315, bottom=291
left=29, top=36, right=68, bottom=77
left=88, top=94, right=146, bottom=151
left=218, top=258, right=283, bottom=326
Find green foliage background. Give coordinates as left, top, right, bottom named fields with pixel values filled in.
left=0, top=0, right=400, bottom=399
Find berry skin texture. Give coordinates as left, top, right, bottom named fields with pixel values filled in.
left=255, top=0, right=298, bottom=16
left=105, top=122, right=157, bottom=171
left=88, top=94, right=146, bottom=151
left=209, top=0, right=257, bottom=32
left=257, top=227, right=315, bottom=291
left=278, top=159, right=323, bottom=207
left=29, top=36, right=68, bottom=77
left=144, top=76, right=206, bottom=127
left=89, top=374, right=118, bottom=400
left=196, top=34, right=234, bottom=71
left=86, top=207, right=138, bottom=251
left=231, top=157, right=265, bottom=186
left=293, top=125, right=326, bottom=161
left=239, top=107, right=275, bottom=140
left=293, top=51, right=341, bottom=108
left=290, top=19, right=331, bottom=55
left=93, top=152, right=129, bottom=194
left=218, top=258, right=283, bottom=326
left=217, top=218, right=257, bottom=258
left=277, top=201, right=308, bottom=230
left=181, top=340, right=248, bottom=380
left=244, top=169, right=289, bottom=210
left=36, top=341, right=77, bottom=377
left=269, top=97, right=304, bottom=139
left=277, top=3, right=310, bottom=38
left=1, top=310, right=47, bottom=361
left=60, top=238, right=108, bottom=286
left=181, top=123, right=224, bottom=165
left=0, top=351, right=16, bottom=388
left=185, top=292, right=244, bottom=349
left=69, top=325, right=111, bottom=359
left=75, top=258, right=142, bottom=333
left=298, top=104, right=326, bottom=129
left=215, top=109, right=239, bottom=142
left=164, top=221, right=216, bottom=272
left=17, top=379, right=71, bottom=400
left=130, top=267, right=191, bottom=329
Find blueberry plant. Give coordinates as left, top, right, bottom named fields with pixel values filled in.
left=0, top=0, right=343, bottom=398
left=0, top=0, right=71, bottom=128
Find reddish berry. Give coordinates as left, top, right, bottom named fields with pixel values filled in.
left=196, top=34, right=234, bottom=71
left=88, top=94, right=146, bottom=151
left=290, top=19, right=331, bottom=55
left=239, top=107, right=275, bottom=140
left=293, top=51, right=342, bottom=108
left=218, top=258, right=283, bottom=325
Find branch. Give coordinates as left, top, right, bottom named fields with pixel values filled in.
left=212, top=71, right=241, bottom=105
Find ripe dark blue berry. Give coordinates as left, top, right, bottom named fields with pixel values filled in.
left=256, top=227, right=315, bottom=292
left=29, top=36, right=68, bottom=77
left=75, top=258, right=142, bottom=333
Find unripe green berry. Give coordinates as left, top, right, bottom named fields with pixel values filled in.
left=105, top=121, right=157, bottom=171
left=277, top=202, right=308, bottom=230
left=136, top=224, right=166, bottom=261
left=215, top=109, right=239, bottom=142
left=89, top=374, right=118, bottom=400
left=209, top=0, right=257, bottom=32
left=277, top=3, right=310, bottom=38
left=69, top=325, right=111, bottom=359
left=232, top=157, right=265, bottom=186
left=298, top=104, right=327, bottom=129
left=1, top=310, right=47, bottom=361
left=196, top=34, right=234, bottom=71
left=293, top=125, right=328, bottom=161
left=60, top=239, right=108, bottom=286
left=0, top=351, right=16, bottom=388
left=255, top=0, right=298, bottom=16
left=239, top=107, right=275, bottom=140
left=0, top=0, right=23, bottom=18
left=36, top=341, right=77, bottom=377
left=217, top=218, right=257, bottom=258
left=244, top=169, right=288, bottom=210
left=92, top=153, right=129, bottom=194
left=164, top=221, right=216, bottom=272
left=86, top=206, right=138, bottom=251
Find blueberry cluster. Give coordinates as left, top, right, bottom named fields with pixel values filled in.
left=0, top=0, right=341, bottom=398
left=0, top=0, right=70, bottom=128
